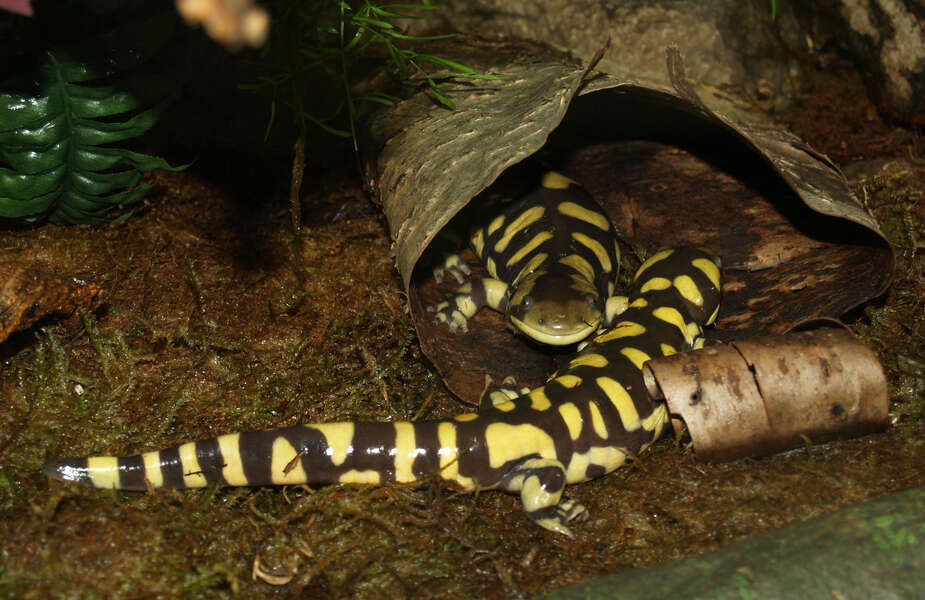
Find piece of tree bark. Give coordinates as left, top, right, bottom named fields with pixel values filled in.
left=644, top=327, right=889, bottom=462
left=0, top=262, right=104, bottom=343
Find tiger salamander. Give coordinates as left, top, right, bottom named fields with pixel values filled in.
left=44, top=247, right=722, bottom=537
left=431, top=172, right=626, bottom=346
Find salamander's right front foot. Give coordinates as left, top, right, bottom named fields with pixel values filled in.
left=427, top=298, right=471, bottom=334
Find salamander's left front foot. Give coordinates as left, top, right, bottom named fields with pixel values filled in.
left=529, top=498, right=589, bottom=538
left=500, top=457, right=588, bottom=538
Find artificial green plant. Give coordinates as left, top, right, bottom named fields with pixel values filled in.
left=0, top=6, right=183, bottom=224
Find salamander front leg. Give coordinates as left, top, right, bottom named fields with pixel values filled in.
left=432, top=253, right=471, bottom=284
left=499, top=457, right=588, bottom=538
left=427, top=278, right=509, bottom=334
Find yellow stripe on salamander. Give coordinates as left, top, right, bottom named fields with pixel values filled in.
left=558, top=254, right=595, bottom=282
left=270, top=435, right=307, bottom=485
left=634, top=249, right=675, bottom=280
left=142, top=450, right=164, bottom=488
left=216, top=434, right=248, bottom=486
left=692, top=257, right=721, bottom=290
left=178, top=442, right=207, bottom=488
left=487, top=214, right=505, bottom=236
left=506, top=231, right=554, bottom=267
left=541, top=171, right=578, bottom=189
left=494, top=206, right=545, bottom=253
left=437, top=422, right=475, bottom=490
left=673, top=274, right=704, bottom=307
left=557, top=201, right=611, bottom=231
left=86, top=456, right=119, bottom=489
left=485, top=423, right=556, bottom=469
left=571, top=232, right=612, bottom=273
left=595, top=377, right=641, bottom=431
left=393, top=422, right=418, bottom=483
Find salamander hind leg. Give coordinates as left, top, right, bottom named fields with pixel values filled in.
left=478, top=375, right=530, bottom=411
left=499, top=457, right=588, bottom=538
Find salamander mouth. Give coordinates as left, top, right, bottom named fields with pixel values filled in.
left=509, top=315, right=600, bottom=345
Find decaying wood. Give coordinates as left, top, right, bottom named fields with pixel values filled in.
left=643, top=328, right=889, bottom=462
left=0, top=262, right=104, bottom=343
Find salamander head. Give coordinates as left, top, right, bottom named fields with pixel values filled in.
left=507, top=271, right=603, bottom=345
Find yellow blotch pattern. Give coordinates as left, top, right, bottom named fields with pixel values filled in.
left=437, top=422, right=475, bottom=490
left=588, top=402, right=608, bottom=439
left=529, top=387, right=552, bottom=410
left=86, top=456, right=119, bottom=489
left=216, top=433, right=248, bottom=486
left=557, top=201, right=611, bottom=230
left=514, top=254, right=547, bottom=285
left=485, top=423, right=556, bottom=469
left=593, top=321, right=646, bottom=344
left=506, top=231, right=554, bottom=267
left=569, top=353, right=608, bottom=369
left=485, top=256, right=498, bottom=279
left=141, top=450, right=164, bottom=488
left=554, top=374, right=583, bottom=388
left=692, top=257, right=721, bottom=290
left=393, top=422, right=418, bottom=482
left=595, top=377, right=641, bottom=431
left=471, top=229, right=485, bottom=257
left=270, top=435, right=307, bottom=485
left=494, top=206, right=545, bottom=253
left=484, top=279, right=509, bottom=310
left=634, top=249, right=674, bottom=279
left=314, top=423, right=355, bottom=466
left=557, top=403, right=584, bottom=440
left=559, top=254, right=595, bottom=282
left=338, top=469, right=382, bottom=484
left=177, top=442, right=207, bottom=488
left=493, top=399, right=517, bottom=412
left=571, top=232, right=612, bottom=272
left=541, top=171, right=578, bottom=189
left=487, top=214, right=505, bottom=236
left=640, top=277, right=672, bottom=293
left=673, top=274, right=704, bottom=306
left=620, top=347, right=652, bottom=369
left=652, top=306, right=688, bottom=338
left=641, top=404, right=669, bottom=436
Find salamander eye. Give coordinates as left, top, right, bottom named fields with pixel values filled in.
left=521, top=295, right=534, bottom=309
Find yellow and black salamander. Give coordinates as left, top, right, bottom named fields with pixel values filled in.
left=44, top=247, right=721, bottom=537
left=430, top=172, right=625, bottom=345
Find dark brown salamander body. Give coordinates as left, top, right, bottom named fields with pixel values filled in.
left=44, top=247, right=721, bottom=536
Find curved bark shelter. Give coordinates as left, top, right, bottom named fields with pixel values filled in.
left=361, top=38, right=893, bottom=404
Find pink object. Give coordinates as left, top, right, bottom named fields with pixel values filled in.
left=0, top=0, right=32, bottom=16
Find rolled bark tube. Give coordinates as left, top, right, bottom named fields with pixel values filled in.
left=643, top=328, right=889, bottom=462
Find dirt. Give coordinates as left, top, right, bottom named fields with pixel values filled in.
left=0, top=54, right=923, bottom=600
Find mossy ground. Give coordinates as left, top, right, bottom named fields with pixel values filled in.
left=1, top=60, right=923, bottom=599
